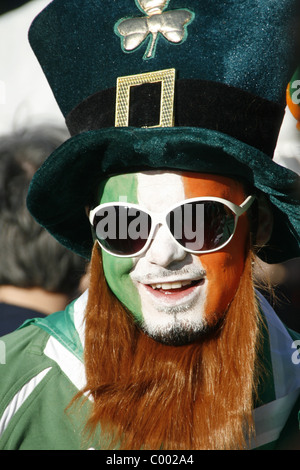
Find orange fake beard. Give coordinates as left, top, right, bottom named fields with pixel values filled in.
left=81, top=243, right=264, bottom=450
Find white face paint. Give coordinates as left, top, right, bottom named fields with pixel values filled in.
left=130, top=172, right=208, bottom=343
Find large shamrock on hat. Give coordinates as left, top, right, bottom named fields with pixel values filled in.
left=115, top=0, right=195, bottom=59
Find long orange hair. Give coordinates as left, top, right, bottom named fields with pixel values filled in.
left=80, top=243, right=264, bottom=450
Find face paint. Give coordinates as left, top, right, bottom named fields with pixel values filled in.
left=98, top=173, right=143, bottom=322
left=182, top=173, right=250, bottom=327
left=97, top=171, right=250, bottom=344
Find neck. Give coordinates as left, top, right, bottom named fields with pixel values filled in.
left=0, top=285, right=69, bottom=315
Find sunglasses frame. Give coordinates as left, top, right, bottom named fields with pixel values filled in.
left=89, top=195, right=256, bottom=258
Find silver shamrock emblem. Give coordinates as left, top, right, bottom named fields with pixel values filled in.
left=115, top=0, right=195, bottom=60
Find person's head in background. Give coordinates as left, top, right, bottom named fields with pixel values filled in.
left=0, top=126, right=88, bottom=319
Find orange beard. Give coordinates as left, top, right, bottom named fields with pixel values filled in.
left=81, top=243, right=264, bottom=450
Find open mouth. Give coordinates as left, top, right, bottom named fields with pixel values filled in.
left=145, top=279, right=205, bottom=295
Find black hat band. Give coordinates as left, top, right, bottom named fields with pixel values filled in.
left=66, top=79, right=285, bottom=157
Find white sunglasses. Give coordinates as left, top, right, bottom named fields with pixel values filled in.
left=89, top=195, right=256, bottom=258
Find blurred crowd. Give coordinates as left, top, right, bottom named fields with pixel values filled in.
left=0, top=1, right=88, bottom=336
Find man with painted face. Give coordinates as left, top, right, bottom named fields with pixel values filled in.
left=94, top=171, right=260, bottom=346
left=0, top=0, right=300, bottom=451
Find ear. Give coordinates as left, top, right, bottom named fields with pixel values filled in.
left=255, top=194, right=274, bottom=246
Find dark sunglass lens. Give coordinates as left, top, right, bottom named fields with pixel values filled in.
left=93, top=206, right=151, bottom=255
left=167, top=201, right=235, bottom=251
left=202, top=202, right=235, bottom=250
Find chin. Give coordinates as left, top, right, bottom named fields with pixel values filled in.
left=140, top=317, right=213, bottom=346
left=137, top=304, right=226, bottom=346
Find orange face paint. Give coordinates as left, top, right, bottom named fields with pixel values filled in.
left=182, top=172, right=250, bottom=325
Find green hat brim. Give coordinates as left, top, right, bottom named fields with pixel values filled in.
left=27, top=126, right=300, bottom=263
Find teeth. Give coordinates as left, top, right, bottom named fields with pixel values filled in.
left=150, top=280, right=192, bottom=290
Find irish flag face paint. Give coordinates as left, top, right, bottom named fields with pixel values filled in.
left=98, top=171, right=250, bottom=344
left=98, top=173, right=143, bottom=322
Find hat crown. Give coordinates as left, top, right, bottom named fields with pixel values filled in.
left=29, top=0, right=298, bottom=118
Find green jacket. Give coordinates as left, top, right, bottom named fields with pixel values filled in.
left=0, top=291, right=299, bottom=450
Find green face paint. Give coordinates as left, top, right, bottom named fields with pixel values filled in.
left=97, top=173, right=143, bottom=323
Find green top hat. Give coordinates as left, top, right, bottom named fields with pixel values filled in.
left=27, top=0, right=300, bottom=262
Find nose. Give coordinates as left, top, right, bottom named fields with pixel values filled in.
left=145, top=224, right=187, bottom=267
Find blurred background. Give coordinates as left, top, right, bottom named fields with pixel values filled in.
left=0, top=0, right=65, bottom=137
left=0, top=1, right=88, bottom=336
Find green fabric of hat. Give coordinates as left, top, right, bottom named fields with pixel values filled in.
left=27, top=0, right=300, bottom=263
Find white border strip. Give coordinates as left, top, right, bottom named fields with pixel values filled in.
left=73, top=290, right=88, bottom=351
left=44, top=335, right=88, bottom=395
left=258, top=291, right=300, bottom=398
left=251, top=389, right=300, bottom=448
left=0, top=367, right=52, bottom=436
